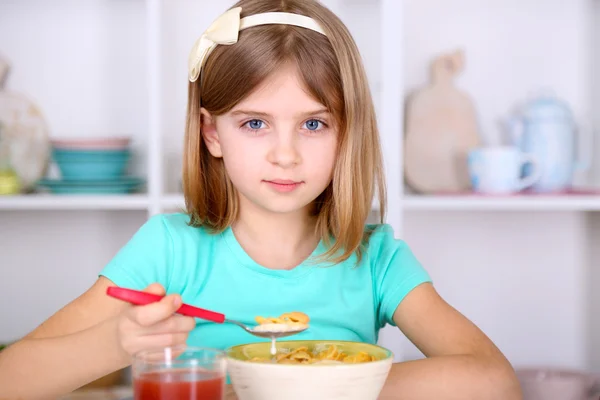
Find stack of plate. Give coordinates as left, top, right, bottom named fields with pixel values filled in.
left=36, top=137, right=145, bottom=195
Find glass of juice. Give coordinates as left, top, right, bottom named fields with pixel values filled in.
left=132, top=346, right=226, bottom=400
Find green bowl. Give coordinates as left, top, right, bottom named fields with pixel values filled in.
left=226, top=340, right=394, bottom=400
left=227, top=339, right=392, bottom=363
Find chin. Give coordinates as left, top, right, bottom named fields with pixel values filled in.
left=241, top=189, right=324, bottom=215
left=260, top=202, right=312, bottom=215
left=251, top=195, right=316, bottom=215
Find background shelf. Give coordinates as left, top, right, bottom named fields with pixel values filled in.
left=0, top=194, right=150, bottom=211
left=403, top=194, right=600, bottom=211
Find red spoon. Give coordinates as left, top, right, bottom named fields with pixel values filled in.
left=106, top=286, right=307, bottom=339
left=106, top=286, right=225, bottom=322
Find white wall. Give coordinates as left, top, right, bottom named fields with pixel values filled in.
left=588, top=214, right=600, bottom=371
left=404, top=212, right=591, bottom=369
left=0, top=211, right=147, bottom=340
left=1, top=0, right=599, bottom=374
left=592, top=0, right=600, bottom=185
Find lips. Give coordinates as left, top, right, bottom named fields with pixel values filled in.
left=266, top=179, right=301, bottom=185
left=263, top=179, right=303, bottom=193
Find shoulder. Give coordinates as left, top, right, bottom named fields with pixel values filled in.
left=364, top=223, right=394, bottom=239
left=364, top=224, right=432, bottom=327
left=363, top=223, right=411, bottom=261
left=99, top=213, right=220, bottom=291
left=362, top=223, right=428, bottom=283
left=150, top=212, right=195, bottom=234
left=116, top=213, right=221, bottom=263
left=147, top=213, right=218, bottom=242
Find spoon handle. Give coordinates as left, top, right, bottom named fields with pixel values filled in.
left=107, top=286, right=225, bottom=323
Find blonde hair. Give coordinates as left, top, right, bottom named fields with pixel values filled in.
left=182, top=0, right=386, bottom=263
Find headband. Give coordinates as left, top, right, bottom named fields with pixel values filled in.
left=188, top=7, right=327, bottom=82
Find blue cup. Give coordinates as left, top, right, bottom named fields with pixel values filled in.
left=467, top=146, right=541, bottom=194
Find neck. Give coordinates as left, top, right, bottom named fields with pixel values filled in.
left=232, top=200, right=319, bottom=270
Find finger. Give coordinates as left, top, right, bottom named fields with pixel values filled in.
left=140, top=315, right=196, bottom=335
left=143, top=283, right=166, bottom=296
left=129, top=294, right=182, bottom=327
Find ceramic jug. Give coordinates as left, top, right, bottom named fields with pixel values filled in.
left=504, top=94, right=590, bottom=193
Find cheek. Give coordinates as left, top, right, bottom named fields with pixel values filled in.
left=303, top=138, right=337, bottom=176
left=219, top=135, right=261, bottom=179
left=216, top=128, right=243, bottom=159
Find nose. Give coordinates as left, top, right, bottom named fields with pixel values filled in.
left=267, top=131, right=301, bottom=168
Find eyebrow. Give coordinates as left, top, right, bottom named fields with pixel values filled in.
left=230, top=109, right=330, bottom=118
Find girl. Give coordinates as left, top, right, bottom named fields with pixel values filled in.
left=0, top=1, right=522, bottom=399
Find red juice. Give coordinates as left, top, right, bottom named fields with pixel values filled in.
left=134, top=369, right=224, bottom=400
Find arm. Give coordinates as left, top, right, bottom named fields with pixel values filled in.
left=379, top=283, right=522, bottom=400
left=0, top=277, right=192, bottom=400
left=0, top=216, right=188, bottom=399
left=0, top=277, right=130, bottom=399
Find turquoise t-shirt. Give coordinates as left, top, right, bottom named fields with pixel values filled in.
left=100, top=213, right=431, bottom=351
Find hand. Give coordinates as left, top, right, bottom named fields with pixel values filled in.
left=115, top=283, right=196, bottom=359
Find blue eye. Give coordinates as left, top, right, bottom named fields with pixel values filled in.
left=245, top=119, right=265, bottom=130
left=304, top=119, right=323, bottom=131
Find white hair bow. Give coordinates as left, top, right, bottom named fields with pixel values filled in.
left=188, top=6, right=327, bottom=83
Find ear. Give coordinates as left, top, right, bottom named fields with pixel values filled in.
left=200, top=107, right=222, bottom=158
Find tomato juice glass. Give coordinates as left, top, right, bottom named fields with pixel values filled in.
left=132, top=346, right=226, bottom=400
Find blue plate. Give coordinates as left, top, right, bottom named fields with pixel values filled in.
left=36, top=177, right=145, bottom=195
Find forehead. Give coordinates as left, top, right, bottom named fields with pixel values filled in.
left=229, top=64, right=327, bottom=117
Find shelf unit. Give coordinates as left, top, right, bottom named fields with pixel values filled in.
left=7, top=192, right=600, bottom=213
left=2, top=0, right=598, bottom=220
left=1, top=0, right=598, bottom=222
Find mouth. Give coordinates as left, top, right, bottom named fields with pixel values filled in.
left=266, top=179, right=301, bottom=185
left=263, top=179, right=303, bottom=192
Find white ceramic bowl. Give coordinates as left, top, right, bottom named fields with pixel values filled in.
left=226, top=340, right=394, bottom=400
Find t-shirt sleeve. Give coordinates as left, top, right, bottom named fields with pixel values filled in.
left=99, top=214, right=173, bottom=291
left=371, top=225, right=432, bottom=328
